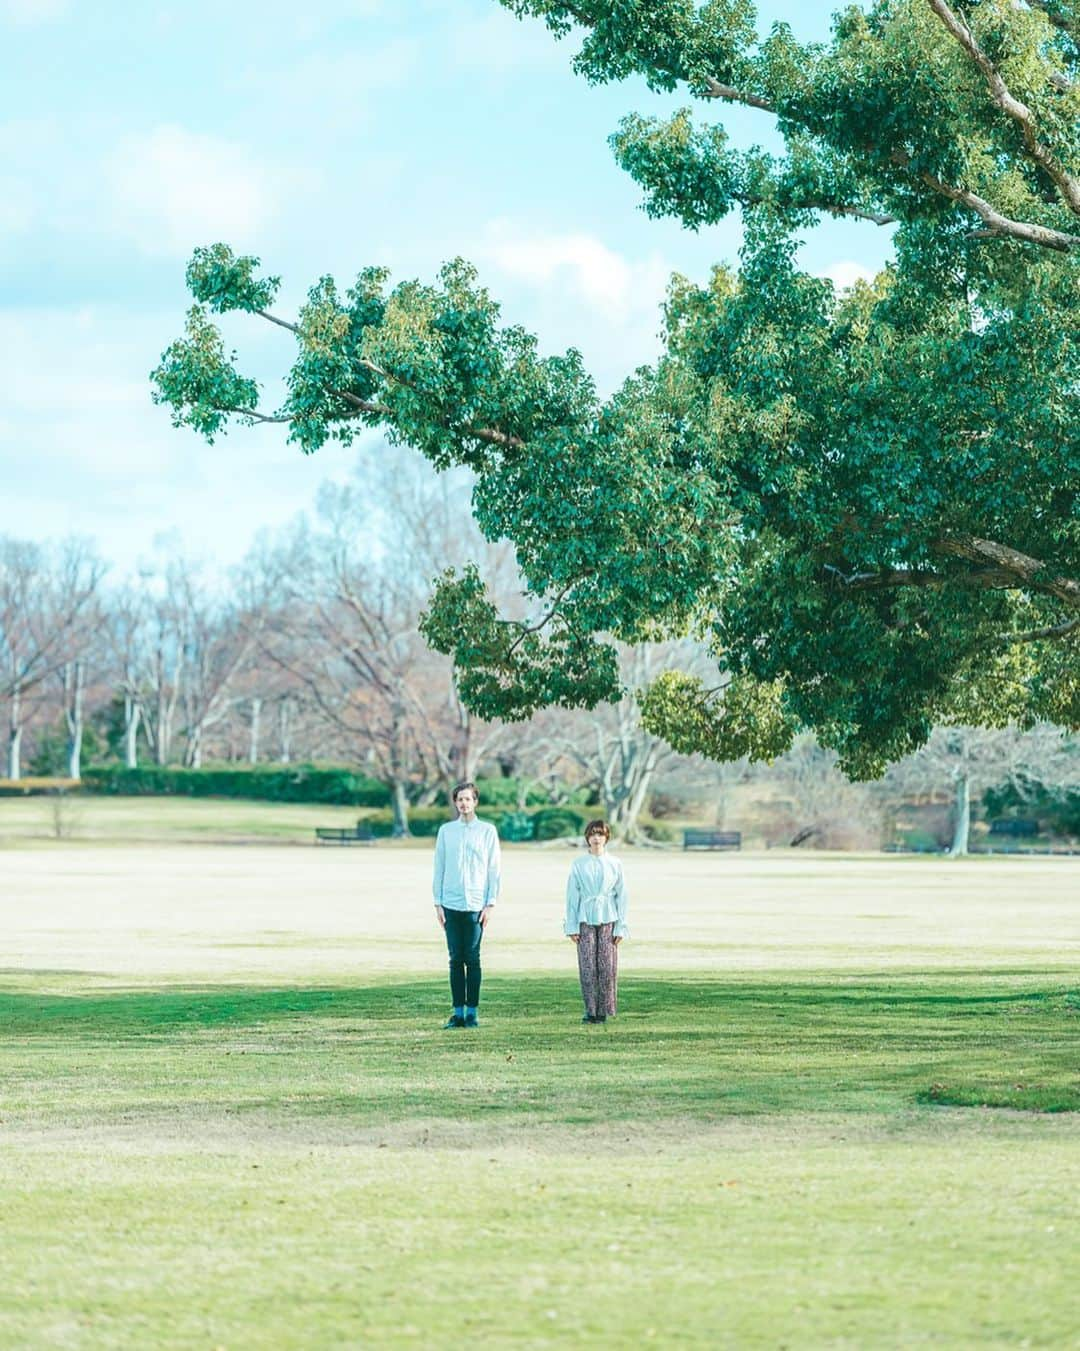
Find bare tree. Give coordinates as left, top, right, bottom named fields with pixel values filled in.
left=885, top=724, right=1080, bottom=855
left=765, top=735, right=882, bottom=849
left=248, top=451, right=519, bottom=832
left=102, top=585, right=156, bottom=769
left=354, top=449, right=517, bottom=791
left=552, top=646, right=688, bottom=841
left=0, top=538, right=104, bottom=779
left=131, top=564, right=187, bottom=767
left=259, top=528, right=428, bottom=834
left=172, top=563, right=258, bottom=768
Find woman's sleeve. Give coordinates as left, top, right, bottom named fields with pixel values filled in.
left=613, top=860, right=629, bottom=939
left=564, top=862, right=580, bottom=935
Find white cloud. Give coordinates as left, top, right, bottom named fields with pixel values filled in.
left=821, top=260, right=877, bottom=292
left=480, top=218, right=670, bottom=324
left=105, top=125, right=280, bottom=259
left=0, top=0, right=66, bottom=22
left=474, top=219, right=674, bottom=395
left=0, top=305, right=349, bottom=573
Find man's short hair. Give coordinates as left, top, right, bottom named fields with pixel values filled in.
left=452, top=781, right=479, bottom=802
left=584, top=819, right=610, bottom=841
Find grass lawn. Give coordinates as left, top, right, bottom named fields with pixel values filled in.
left=1, top=843, right=1078, bottom=1347
left=0, top=793, right=375, bottom=845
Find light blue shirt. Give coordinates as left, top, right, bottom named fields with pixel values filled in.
left=433, top=817, right=501, bottom=912
left=565, top=853, right=629, bottom=939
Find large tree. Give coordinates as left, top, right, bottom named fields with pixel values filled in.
left=152, top=0, right=1079, bottom=777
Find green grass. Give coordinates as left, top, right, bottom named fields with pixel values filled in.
left=2, top=974, right=1078, bottom=1130
left=2, top=847, right=1079, bottom=1347
left=0, top=794, right=396, bottom=845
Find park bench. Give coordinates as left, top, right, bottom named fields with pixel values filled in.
left=683, top=828, right=741, bottom=851
left=988, top=817, right=1039, bottom=837
left=314, top=821, right=376, bottom=846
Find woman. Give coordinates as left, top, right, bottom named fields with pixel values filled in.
left=565, top=819, right=628, bottom=1024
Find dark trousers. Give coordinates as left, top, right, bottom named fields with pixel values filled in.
left=444, top=908, right=483, bottom=1007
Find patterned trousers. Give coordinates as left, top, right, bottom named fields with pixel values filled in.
left=576, top=922, right=618, bottom=1018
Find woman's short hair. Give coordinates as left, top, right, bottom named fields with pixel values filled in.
left=584, top=818, right=610, bottom=841
left=452, top=781, right=479, bottom=802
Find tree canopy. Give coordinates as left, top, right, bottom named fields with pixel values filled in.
left=153, top=0, right=1079, bottom=776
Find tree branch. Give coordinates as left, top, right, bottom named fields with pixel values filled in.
left=732, top=190, right=897, bottom=226
left=927, top=0, right=1080, bottom=217
left=931, top=534, right=1080, bottom=606
left=910, top=160, right=1080, bottom=249
left=823, top=562, right=1020, bottom=591
left=703, top=78, right=776, bottom=112
left=1000, top=615, right=1080, bottom=643
left=254, top=308, right=300, bottom=334
left=247, top=319, right=528, bottom=450
left=505, top=582, right=576, bottom=655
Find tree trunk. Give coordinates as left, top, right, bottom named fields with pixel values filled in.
left=277, top=698, right=292, bottom=764
left=950, top=770, right=971, bottom=857
left=621, top=756, right=658, bottom=841
left=152, top=691, right=172, bottom=765
left=63, top=660, right=85, bottom=781
left=391, top=779, right=411, bottom=838
left=7, top=687, right=22, bottom=781
left=185, top=724, right=203, bottom=770
left=123, top=695, right=140, bottom=769
left=249, top=696, right=262, bottom=765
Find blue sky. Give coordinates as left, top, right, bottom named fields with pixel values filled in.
left=0, top=0, right=896, bottom=574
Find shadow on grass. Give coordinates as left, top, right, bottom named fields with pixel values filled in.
left=0, top=973, right=1076, bottom=1123
left=0, top=974, right=1074, bottom=1029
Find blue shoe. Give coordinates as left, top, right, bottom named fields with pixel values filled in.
left=444, top=1014, right=465, bottom=1029
left=463, top=1012, right=479, bottom=1028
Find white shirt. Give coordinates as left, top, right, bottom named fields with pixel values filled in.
left=565, top=852, right=629, bottom=938
left=433, top=817, right=501, bottom=912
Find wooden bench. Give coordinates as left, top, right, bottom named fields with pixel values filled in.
left=683, top=828, right=741, bottom=851
left=315, top=822, right=375, bottom=845
left=988, top=817, right=1039, bottom=837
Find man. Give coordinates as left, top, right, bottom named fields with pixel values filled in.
left=432, top=781, right=500, bottom=1028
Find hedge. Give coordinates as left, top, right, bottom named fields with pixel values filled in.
left=360, top=803, right=597, bottom=841
left=81, top=764, right=390, bottom=807
left=983, top=781, right=1080, bottom=837
left=362, top=806, right=522, bottom=839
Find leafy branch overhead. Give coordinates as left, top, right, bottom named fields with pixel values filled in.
left=153, top=0, right=1079, bottom=777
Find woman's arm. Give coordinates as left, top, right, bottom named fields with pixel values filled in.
left=565, top=861, right=581, bottom=939
left=613, top=860, right=629, bottom=941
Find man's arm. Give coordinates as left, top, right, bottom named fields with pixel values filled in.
left=480, top=825, right=501, bottom=926
left=433, top=826, right=447, bottom=927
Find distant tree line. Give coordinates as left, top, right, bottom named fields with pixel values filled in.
left=2, top=451, right=1077, bottom=848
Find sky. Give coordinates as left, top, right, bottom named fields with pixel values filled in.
left=0, top=0, right=897, bottom=577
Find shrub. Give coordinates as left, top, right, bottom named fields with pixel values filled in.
left=27, top=722, right=105, bottom=777
left=473, top=778, right=592, bottom=807
left=983, top=781, right=1080, bottom=837
left=497, top=811, right=535, bottom=842
left=81, top=764, right=390, bottom=807
left=360, top=807, right=450, bottom=837
left=532, top=806, right=592, bottom=841
left=362, top=806, right=528, bottom=838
